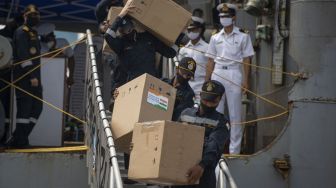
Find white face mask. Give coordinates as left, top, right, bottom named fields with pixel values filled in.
left=187, top=31, right=200, bottom=40
left=47, top=41, right=55, bottom=49
left=220, top=17, right=233, bottom=27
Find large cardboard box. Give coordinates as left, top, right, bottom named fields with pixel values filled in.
left=128, top=0, right=191, bottom=45
left=111, top=74, right=176, bottom=153
left=128, top=120, right=205, bottom=185
left=103, top=0, right=191, bottom=53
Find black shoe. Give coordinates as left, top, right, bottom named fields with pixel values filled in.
left=4, top=137, right=29, bottom=149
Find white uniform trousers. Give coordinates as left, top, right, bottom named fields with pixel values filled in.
left=212, top=65, right=243, bottom=154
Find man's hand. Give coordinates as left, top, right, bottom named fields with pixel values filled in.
left=113, top=88, right=119, bottom=99
left=119, top=0, right=136, bottom=18
left=30, top=78, right=39, bottom=87
left=186, top=164, right=204, bottom=184
left=100, top=21, right=111, bottom=34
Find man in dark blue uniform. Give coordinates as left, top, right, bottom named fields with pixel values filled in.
left=173, top=80, right=230, bottom=188
left=104, top=1, right=179, bottom=91
left=7, top=4, right=42, bottom=148
left=163, top=57, right=196, bottom=121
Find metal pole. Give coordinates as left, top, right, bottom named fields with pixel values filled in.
left=219, top=158, right=238, bottom=188
left=218, top=165, right=226, bottom=188
left=86, top=29, right=123, bottom=188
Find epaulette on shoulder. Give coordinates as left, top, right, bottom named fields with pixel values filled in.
left=22, top=26, right=30, bottom=32
left=239, top=28, right=249, bottom=34
left=212, top=29, right=219, bottom=36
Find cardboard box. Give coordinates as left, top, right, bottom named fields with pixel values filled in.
left=103, top=0, right=191, bottom=53
left=128, top=0, right=191, bottom=45
left=111, top=74, right=176, bottom=153
left=128, top=120, right=205, bottom=185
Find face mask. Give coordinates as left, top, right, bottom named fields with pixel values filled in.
left=26, top=16, right=39, bottom=27
left=47, top=41, right=55, bottom=49
left=220, top=17, right=233, bottom=27
left=187, top=31, right=200, bottom=40
left=122, top=30, right=136, bottom=42
left=176, top=73, right=189, bottom=86
left=200, top=102, right=217, bottom=114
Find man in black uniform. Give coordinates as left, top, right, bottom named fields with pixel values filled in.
left=163, top=57, right=196, bottom=121
left=174, top=80, right=230, bottom=188
left=104, top=1, right=178, bottom=91
left=7, top=4, right=42, bottom=148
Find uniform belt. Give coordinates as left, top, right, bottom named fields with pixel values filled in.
left=220, top=65, right=240, bottom=70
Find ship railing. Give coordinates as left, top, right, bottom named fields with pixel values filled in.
left=85, top=29, right=123, bottom=188
left=218, top=157, right=238, bottom=188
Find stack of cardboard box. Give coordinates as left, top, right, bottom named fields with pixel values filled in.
left=111, top=74, right=205, bottom=185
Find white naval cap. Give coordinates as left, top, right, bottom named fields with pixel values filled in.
left=217, top=3, right=238, bottom=16
left=36, top=23, right=56, bottom=36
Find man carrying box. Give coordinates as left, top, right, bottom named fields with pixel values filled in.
left=174, top=80, right=230, bottom=188
left=104, top=0, right=180, bottom=91
left=163, top=57, right=196, bottom=121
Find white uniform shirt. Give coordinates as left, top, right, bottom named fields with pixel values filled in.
left=178, top=39, right=209, bottom=102
left=40, top=38, right=74, bottom=58
left=206, top=27, right=254, bottom=67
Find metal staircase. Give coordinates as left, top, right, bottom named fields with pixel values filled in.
left=84, top=29, right=237, bottom=188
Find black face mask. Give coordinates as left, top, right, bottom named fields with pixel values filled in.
left=200, top=102, right=217, bottom=114
left=26, top=16, right=39, bottom=27
left=122, top=30, right=136, bottom=42
left=176, top=73, right=189, bottom=86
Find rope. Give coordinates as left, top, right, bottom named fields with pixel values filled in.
left=0, top=78, right=86, bottom=124
left=178, top=52, right=288, bottom=111
left=178, top=48, right=290, bottom=125
left=231, top=110, right=289, bottom=125
left=0, top=36, right=87, bottom=94
left=4, top=146, right=88, bottom=153
left=182, top=46, right=301, bottom=78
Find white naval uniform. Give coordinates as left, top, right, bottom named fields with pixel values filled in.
left=206, top=26, right=254, bottom=154
left=40, top=38, right=74, bottom=58
left=178, top=39, right=209, bottom=104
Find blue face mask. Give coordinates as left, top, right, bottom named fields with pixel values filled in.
left=176, top=72, right=190, bottom=86
left=27, top=15, right=39, bottom=27
left=200, top=102, right=217, bottom=114
left=122, top=30, right=136, bottom=42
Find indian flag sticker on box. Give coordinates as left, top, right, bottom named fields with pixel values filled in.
left=147, top=89, right=169, bottom=111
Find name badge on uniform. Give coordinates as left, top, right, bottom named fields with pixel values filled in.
left=216, top=41, right=223, bottom=45
left=30, top=47, right=37, bottom=55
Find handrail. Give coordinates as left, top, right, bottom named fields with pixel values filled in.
left=218, top=158, right=238, bottom=188
left=85, top=29, right=123, bottom=188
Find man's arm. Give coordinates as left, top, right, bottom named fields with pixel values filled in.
left=152, top=36, right=177, bottom=58
left=104, top=1, right=135, bottom=54
left=205, top=36, right=217, bottom=81
left=242, top=57, right=251, bottom=93
left=199, top=119, right=230, bottom=169
left=205, top=58, right=215, bottom=81
left=241, top=34, right=254, bottom=94
left=104, top=16, right=124, bottom=55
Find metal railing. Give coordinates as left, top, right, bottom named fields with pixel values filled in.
left=84, top=29, right=123, bottom=188
left=218, top=158, right=238, bottom=188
